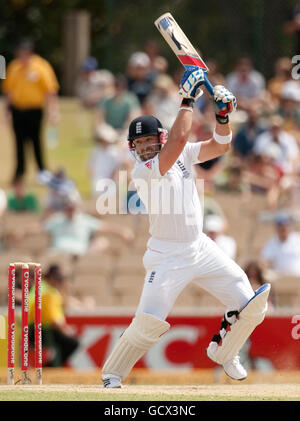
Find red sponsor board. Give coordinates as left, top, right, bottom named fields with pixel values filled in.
left=66, top=315, right=300, bottom=370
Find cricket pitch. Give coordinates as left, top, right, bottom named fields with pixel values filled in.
left=0, top=384, right=299, bottom=401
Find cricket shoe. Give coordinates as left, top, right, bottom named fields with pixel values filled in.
left=223, top=356, right=247, bottom=381
left=103, top=374, right=122, bottom=388
left=206, top=342, right=247, bottom=381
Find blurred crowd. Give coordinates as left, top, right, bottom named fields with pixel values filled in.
left=75, top=44, right=300, bottom=214
left=1, top=37, right=300, bottom=326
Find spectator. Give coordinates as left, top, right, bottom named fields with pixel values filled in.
left=277, top=80, right=300, bottom=135
left=28, top=264, right=79, bottom=367
left=244, top=147, right=282, bottom=210
left=143, top=74, right=179, bottom=132
left=144, top=39, right=161, bottom=69
left=127, top=52, right=155, bottom=106
left=97, top=74, right=140, bottom=135
left=261, top=214, right=300, bottom=277
left=87, top=123, right=123, bottom=196
left=7, top=176, right=39, bottom=213
left=267, top=57, right=293, bottom=103
left=233, top=105, right=266, bottom=159
left=42, top=198, right=134, bottom=257
left=143, top=39, right=168, bottom=77
left=2, top=38, right=59, bottom=182
left=37, top=168, right=81, bottom=218
left=75, top=57, right=114, bottom=109
left=253, top=114, right=299, bottom=176
left=219, top=160, right=249, bottom=194
left=15, top=197, right=135, bottom=258
left=204, top=214, right=237, bottom=260
left=244, top=261, right=276, bottom=308
left=226, top=57, right=266, bottom=110
left=152, top=56, right=169, bottom=75
left=283, top=0, right=300, bottom=55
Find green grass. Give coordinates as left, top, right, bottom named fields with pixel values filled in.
left=0, top=391, right=292, bottom=402
left=46, top=99, right=94, bottom=197
left=0, top=98, right=94, bottom=197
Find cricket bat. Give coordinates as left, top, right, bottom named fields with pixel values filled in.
left=155, top=12, right=223, bottom=108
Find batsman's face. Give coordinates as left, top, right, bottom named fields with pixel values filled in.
left=134, top=135, right=160, bottom=161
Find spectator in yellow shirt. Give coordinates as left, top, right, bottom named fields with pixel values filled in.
left=28, top=264, right=79, bottom=367
left=2, top=38, right=59, bottom=182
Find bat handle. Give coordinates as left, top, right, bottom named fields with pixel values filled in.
left=204, top=74, right=225, bottom=110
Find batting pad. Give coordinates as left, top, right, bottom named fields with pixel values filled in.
left=207, top=284, right=271, bottom=365
left=102, top=312, right=170, bottom=380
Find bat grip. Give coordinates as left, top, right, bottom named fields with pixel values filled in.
left=204, top=74, right=225, bottom=110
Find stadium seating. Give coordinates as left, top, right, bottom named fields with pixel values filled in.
left=0, top=191, right=299, bottom=310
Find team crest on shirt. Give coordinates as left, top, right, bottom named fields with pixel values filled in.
left=145, top=160, right=152, bottom=170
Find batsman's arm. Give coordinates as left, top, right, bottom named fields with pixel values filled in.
left=46, top=93, right=60, bottom=125
left=158, top=67, right=204, bottom=176
left=198, top=85, right=236, bottom=162
left=197, top=122, right=231, bottom=162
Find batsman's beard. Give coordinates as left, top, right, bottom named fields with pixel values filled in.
left=136, top=143, right=161, bottom=162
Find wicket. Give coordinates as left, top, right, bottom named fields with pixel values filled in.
left=7, top=262, right=42, bottom=385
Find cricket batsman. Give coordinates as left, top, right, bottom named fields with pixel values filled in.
left=102, top=67, right=270, bottom=388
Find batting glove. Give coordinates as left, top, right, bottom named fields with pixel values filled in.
left=179, top=66, right=205, bottom=100
left=213, top=85, right=237, bottom=124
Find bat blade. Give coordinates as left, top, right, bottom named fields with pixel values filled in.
left=154, top=12, right=209, bottom=71
left=154, top=11, right=227, bottom=103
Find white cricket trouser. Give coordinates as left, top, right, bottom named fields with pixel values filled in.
left=136, top=233, right=254, bottom=321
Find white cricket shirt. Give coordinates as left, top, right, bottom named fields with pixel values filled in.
left=131, top=142, right=203, bottom=242
left=253, top=130, right=298, bottom=174
left=261, top=232, right=300, bottom=276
